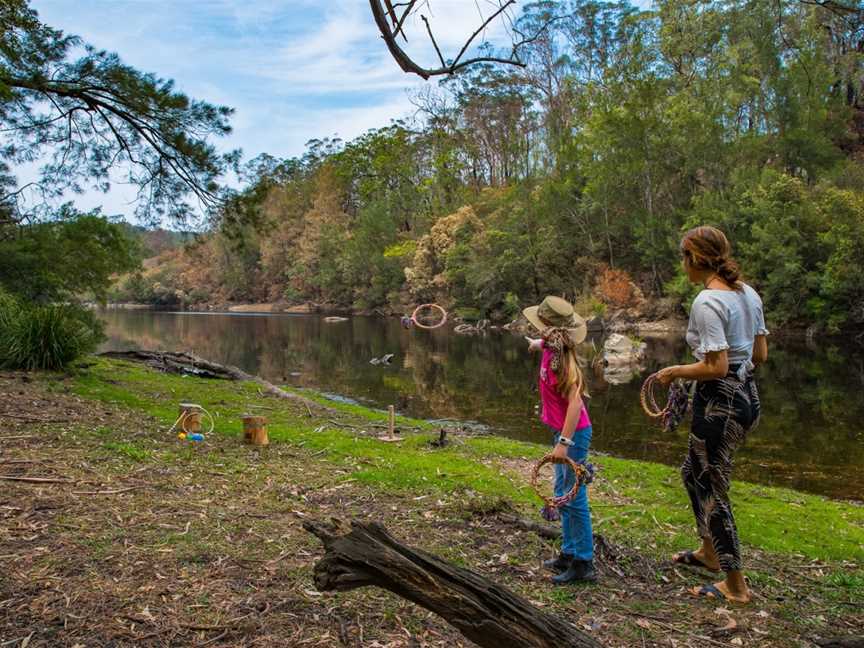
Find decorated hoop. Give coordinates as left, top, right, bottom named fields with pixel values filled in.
left=411, top=303, right=448, bottom=330
left=640, top=373, right=666, bottom=419
left=530, top=454, right=591, bottom=509
left=640, top=373, right=691, bottom=432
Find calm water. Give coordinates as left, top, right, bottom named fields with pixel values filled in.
left=98, top=310, right=864, bottom=501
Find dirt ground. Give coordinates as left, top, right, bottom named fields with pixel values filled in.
left=0, top=370, right=861, bottom=647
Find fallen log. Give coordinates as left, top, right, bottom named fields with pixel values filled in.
left=303, top=519, right=603, bottom=648
left=99, top=350, right=322, bottom=412
left=815, top=637, right=864, bottom=648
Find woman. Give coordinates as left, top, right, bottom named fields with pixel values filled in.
left=524, top=296, right=596, bottom=584
left=657, top=226, right=768, bottom=604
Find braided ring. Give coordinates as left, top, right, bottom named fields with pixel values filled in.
left=530, top=454, right=590, bottom=509
left=640, top=373, right=666, bottom=419
left=411, top=303, right=448, bottom=330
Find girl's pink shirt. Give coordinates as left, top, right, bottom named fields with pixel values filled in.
left=539, top=347, right=591, bottom=432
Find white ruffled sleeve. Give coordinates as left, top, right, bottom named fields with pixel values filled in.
left=754, top=293, right=769, bottom=336
left=692, top=298, right=729, bottom=355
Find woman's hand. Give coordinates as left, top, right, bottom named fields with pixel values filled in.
left=551, top=441, right=569, bottom=463
left=656, top=365, right=679, bottom=386
left=525, top=336, right=543, bottom=352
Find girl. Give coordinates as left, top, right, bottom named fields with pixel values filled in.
left=657, top=225, right=768, bottom=604
left=524, top=296, right=595, bottom=584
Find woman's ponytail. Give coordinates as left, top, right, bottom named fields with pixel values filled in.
left=681, top=225, right=743, bottom=290
left=715, top=257, right=741, bottom=286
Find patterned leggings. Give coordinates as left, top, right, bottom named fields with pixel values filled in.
left=681, top=367, right=760, bottom=573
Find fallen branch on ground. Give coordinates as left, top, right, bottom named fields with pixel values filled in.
left=304, top=518, right=603, bottom=648
left=71, top=486, right=142, bottom=495
left=99, top=350, right=323, bottom=412
left=498, top=513, right=560, bottom=539
left=0, top=475, right=73, bottom=484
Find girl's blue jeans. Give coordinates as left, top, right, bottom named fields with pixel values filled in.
left=551, top=425, right=593, bottom=561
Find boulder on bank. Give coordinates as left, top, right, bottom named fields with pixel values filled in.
left=600, top=333, right=647, bottom=385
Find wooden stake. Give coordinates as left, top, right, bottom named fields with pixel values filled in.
left=179, top=403, right=202, bottom=433
left=377, top=405, right=402, bottom=443
left=242, top=415, right=268, bottom=446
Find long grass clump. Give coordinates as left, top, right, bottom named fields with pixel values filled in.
left=0, top=292, right=102, bottom=370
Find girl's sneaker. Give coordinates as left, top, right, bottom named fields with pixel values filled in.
left=542, top=553, right=573, bottom=573
left=551, top=559, right=597, bottom=584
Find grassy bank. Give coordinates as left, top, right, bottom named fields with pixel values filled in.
left=1, top=357, right=861, bottom=647
left=73, top=358, right=864, bottom=564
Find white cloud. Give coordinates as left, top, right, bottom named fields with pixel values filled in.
left=22, top=0, right=523, bottom=222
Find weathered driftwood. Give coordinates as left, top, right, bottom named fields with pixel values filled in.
left=99, top=350, right=321, bottom=412
left=303, top=519, right=603, bottom=648
left=815, top=637, right=864, bottom=648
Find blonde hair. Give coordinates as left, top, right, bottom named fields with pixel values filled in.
left=555, top=346, right=587, bottom=401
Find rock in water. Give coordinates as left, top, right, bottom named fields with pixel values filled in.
left=601, top=333, right=647, bottom=385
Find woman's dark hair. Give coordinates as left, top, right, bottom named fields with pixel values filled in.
left=680, top=225, right=742, bottom=289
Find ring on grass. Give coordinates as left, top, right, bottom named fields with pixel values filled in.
left=531, top=454, right=594, bottom=521
left=411, top=303, right=448, bottom=330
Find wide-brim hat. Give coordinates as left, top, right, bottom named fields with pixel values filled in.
left=523, top=296, right=587, bottom=345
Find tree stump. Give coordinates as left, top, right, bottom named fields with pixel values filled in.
left=242, top=415, right=268, bottom=446
left=178, top=403, right=202, bottom=433
left=304, top=519, right=603, bottom=648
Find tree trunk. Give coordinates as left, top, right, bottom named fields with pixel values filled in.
left=303, top=519, right=603, bottom=648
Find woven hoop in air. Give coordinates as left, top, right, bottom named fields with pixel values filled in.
left=411, top=303, right=448, bottom=330
left=530, top=454, right=589, bottom=509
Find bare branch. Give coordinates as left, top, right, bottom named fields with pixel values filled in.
left=421, top=15, right=446, bottom=68
left=451, top=0, right=516, bottom=69
left=369, top=0, right=530, bottom=79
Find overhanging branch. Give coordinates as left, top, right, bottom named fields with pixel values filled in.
left=370, top=0, right=534, bottom=79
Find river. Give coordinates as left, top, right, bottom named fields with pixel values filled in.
left=98, top=309, right=864, bottom=501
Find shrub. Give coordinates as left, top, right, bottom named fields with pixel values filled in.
left=0, top=303, right=103, bottom=371
left=596, top=267, right=640, bottom=308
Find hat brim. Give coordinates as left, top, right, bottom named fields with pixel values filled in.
left=522, top=306, right=588, bottom=345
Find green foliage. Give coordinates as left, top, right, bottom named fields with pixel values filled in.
left=0, top=298, right=103, bottom=370
left=0, top=0, right=235, bottom=223
left=0, top=205, right=140, bottom=303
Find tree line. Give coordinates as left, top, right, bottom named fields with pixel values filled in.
left=115, top=0, right=864, bottom=332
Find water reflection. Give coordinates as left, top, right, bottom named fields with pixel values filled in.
left=98, top=310, right=864, bottom=501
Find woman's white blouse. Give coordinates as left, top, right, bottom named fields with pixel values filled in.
left=686, top=283, right=768, bottom=375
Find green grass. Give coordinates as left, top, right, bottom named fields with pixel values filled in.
left=285, top=385, right=433, bottom=429
left=101, top=440, right=151, bottom=462
left=68, top=357, right=864, bottom=564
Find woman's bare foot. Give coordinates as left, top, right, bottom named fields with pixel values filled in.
left=691, top=572, right=751, bottom=604
left=673, top=549, right=721, bottom=572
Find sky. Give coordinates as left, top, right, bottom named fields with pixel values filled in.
left=28, top=0, right=649, bottom=221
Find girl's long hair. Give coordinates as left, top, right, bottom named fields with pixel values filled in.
left=555, top=346, right=586, bottom=400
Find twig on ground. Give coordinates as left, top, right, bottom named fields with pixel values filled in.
left=72, top=486, right=142, bottom=495
left=0, top=475, right=73, bottom=484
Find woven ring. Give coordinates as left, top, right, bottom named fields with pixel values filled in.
left=640, top=373, right=666, bottom=419
left=530, top=454, right=589, bottom=509
left=411, top=303, right=448, bottom=330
